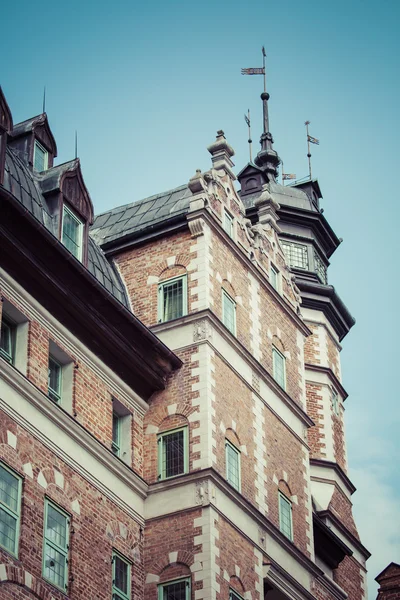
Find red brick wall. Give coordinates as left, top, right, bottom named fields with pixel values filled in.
left=0, top=411, right=143, bottom=600
left=332, top=408, right=346, bottom=471
left=328, top=488, right=360, bottom=540
left=304, top=325, right=321, bottom=365
left=334, top=556, right=365, bottom=600
left=306, top=382, right=326, bottom=458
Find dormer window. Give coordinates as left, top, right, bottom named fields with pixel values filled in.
left=33, top=140, right=48, bottom=172
left=62, top=205, right=83, bottom=260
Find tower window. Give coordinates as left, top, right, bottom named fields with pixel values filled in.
left=158, top=578, right=190, bottom=600
left=62, top=205, right=84, bottom=261
left=112, top=550, right=131, bottom=600
left=225, top=440, right=241, bottom=491
left=314, top=250, right=328, bottom=284
left=332, top=389, right=339, bottom=416
left=33, top=140, right=48, bottom=172
left=43, top=500, right=70, bottom=591
left=279, top=492, right=293, bottom=540
left=158, top=427, right=188, bottom=480
left=48, top=355, right=62, bottom=403
left=282, top=241, right=309, bottom=270
left=0, top=316, right=15, bottom=364
left=158, top=275, right=187, bottom=323
left=272, top=347, right=286, bottom=390
left=0, top=462, right=22, bottom=557
left=222, top=290, right=236, bottom=336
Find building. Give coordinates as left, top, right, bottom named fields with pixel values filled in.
left=0, top=81, right=369, bottom=600
left=375, top=563, right=400, bottom=600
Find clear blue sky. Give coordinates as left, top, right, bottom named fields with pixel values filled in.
left=2, top=0, right=399, bottom=595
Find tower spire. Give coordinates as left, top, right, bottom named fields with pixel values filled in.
left=254, top=48, right=280, bottom=181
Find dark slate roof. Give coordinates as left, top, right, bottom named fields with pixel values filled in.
left=241, top=180, right=314, bottom=211
left=10, top=114, right=45, bottom=137
left=3, top=147, right=129, bottom=308
left=91, top=184, right=191, bottom=245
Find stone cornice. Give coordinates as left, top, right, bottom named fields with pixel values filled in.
left=318, top=509, right=371, bottom=560
left=0, top=358, right=148, bottom=524
left=310, top=458, right=356, bottom=495
left=151, top=309, right=314, bottom=429
left=304, top=364, right=348, bottom=400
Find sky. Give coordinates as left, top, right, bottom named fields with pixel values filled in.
left=1, top=0, right=399, bottom=596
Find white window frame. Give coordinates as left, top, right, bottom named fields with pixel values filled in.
left=33, top=140, right=48, bottom=172
left=158, top=275, right=188, bottom=323
left=112, top=549, right=131, bottom=600
left=224, top=210, right=234, bottom=238
left=279, top=492, right=293, bottom=541
left=222, top=289, right=236, bottom=336
left=0, top=314, right=15, bottom=364
left=158, top=578, right=191, bottom=600
left=0, top=462, right=22, bottom=557
left=112, top=410, right=121, bottom=456
left=42, top=499, right=70, bottom=592
left=229, top=590, right=244, bottom=600
left=0, top=301, right=29, bottom=374
left=61, top=205, right=84, bottom=261
left=157, top=426, right=188, bottom=480
left=225, top=440, right=241, bottom=492
left=48, top=355, right=62, bottom=404
left=272, top=347, right=286, bottom=390
left=332, top=388, right=340, bottom=416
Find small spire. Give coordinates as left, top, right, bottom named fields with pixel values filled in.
left=253, top=49, right=280, bottom=181
left=244, top=110, right=252, bottom=162
left=42, top=86, right=46, bottom=114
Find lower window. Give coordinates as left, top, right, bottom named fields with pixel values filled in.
left=230, top=590, right=244, bottom=600
left=158, top=427, right=188, bottom=480
left=158, top=578, right=190, bottom=600
left=112, top=550, right=131, bottom=600
left=43, top=499, right=70, bottom=591
left=279, top=492, right=293, bottom=541
left=0, top=462, right=22, bottom=556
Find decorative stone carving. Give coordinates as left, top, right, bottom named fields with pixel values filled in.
left=195, top=480, right=211, bottom=505
left=188, top=218, right=204, bottom=237
left=193, top=319, right=212, bottom=342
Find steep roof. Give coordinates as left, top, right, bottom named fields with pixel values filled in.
left=3, top=147, right=128, bottom=307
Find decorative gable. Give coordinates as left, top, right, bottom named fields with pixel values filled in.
left=61, top=162, right=94, bottom=225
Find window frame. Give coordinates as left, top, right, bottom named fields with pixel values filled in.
left=42, top=498, right=70, bottom=592
left=222, top=289, right=236, bottom=336
left=229, top=590, right=244, bottom=600
left=0, top=315, right=15, bottom=364
left=223, top=210, right=234, bottom=238
left=331, top=388, right=339, bottom=416
left=0, top=462, right=22, bottom=557
left=33, top=140, right=48, bottom=172
left=48, top=355, right=62, bottom=404
left=281, top=240, right=309, bottom=271
left=61, top=204, right=84, bottom=262
left=112, top=410, right=121, bottom=457
left=158, top=275, right=188, bottom=323
left=112, top=549, right=131, bottom=600
left=272, top=347, right=286, bottom=390
left=270, top=264, right=279, bottom=292
left=225, top=439, right=241, bottom=492
left=157, top=426, right=188, bottom=480
left=158, top=577, right=191, bottom=600
left=278, top=491, right=293, bottom=541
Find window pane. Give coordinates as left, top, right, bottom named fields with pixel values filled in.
left=0, top=465, right=19, bottom=512
left=162, top=279, right=183, bottom=321
left=112, top=412, right=120, bottom=455
left=48, top=357, right=61, bottom=401
left=46, top=504, right=67, bottom=549
left=44, top=543, right=66, bottom=589
left=162, top=580, right=187, bottom=600
left=273, top=349, right=285, bottom=389
left=282, top=242, right=309, bottom=270
left=34, top=143, right=47, bottom=171
left=224, top=212, right=233, bottom=237
left=0, top=319, right=13, bottom=363
left=226, top=443, right=240, bottom=490
left=62, top=208, right=82, bottom=259
left=114, top=555, right=128, bottom=594
left=314, top=250, right=327, bottom=284
left=223, top=292, right=235, bottom=335
left=279, top=494, right=292, bottom=539
left=0, top=507, right=17, bottom=552
left=270, top=267, right=278, bottom=290
left=162, top=430, right=185, bottom=478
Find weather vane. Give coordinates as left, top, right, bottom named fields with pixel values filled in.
left=281, top=162, right=296, bottom=185
left=244, top=110, right=252, bottom=162
left=305, top=121, right=319, bottom=180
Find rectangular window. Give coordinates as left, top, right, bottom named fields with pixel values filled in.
left=158, top=578, right=190, bottom=600
left=43, top=500, right=70, bottom=592
left=225, top=440, right=240, bottom=491
left=0, top=463, right=22, bottom=556
left=112, top=411, right=121, bottom=456
left=230, top=590, right=244, bottom=600
left=0, top=316, right=15, bottom=364
left=48, top=355, right=62, bottom=403
left=281, top=241, right=309, bottom=270
left=62, top=205, right=83, bottom=261
left=158, top=427, right=188, bottom=480
left=224, top=211, right=233, bottom=238
left=33, top=141, right=48, bottom=172
left=112, top=550, right=131, bottom=600
left=272, top=347, right=286, bottom=390
left=158, top=276, right=187, bottom=323
left=314, top=250, right=328, bottom=284
left=279, top=492, right=293, bottom=540
left=222, top=290, right=236, bottom=336
left=270, top=265, right=279, bottom=291
left=332, top=389, right=339, bottom=416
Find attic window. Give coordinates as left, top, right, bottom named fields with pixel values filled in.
left=33, top=141, right=48, bottom=172
left=62, top=205, right=83, bottom=261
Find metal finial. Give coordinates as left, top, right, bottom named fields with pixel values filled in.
left=244, top=109, right=252, bottom=162
left=75, top=130, right=78, bottom=159
left=42, top=86, right=46, bottom=114
left=305, top=120, right=320, bottom=180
